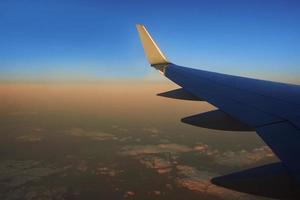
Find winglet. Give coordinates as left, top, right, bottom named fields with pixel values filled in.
left=136, top=24, right=169, bottom=70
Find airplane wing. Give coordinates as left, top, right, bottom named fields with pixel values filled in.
left=136, top=24, right=300, bottom=183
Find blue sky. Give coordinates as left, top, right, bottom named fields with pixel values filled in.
left=1, top=0, right=299, bottom=82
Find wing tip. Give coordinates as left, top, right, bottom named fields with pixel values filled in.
left=136, top=23, right=144, bottom=27
left=136, top=24, right=169, bottom=67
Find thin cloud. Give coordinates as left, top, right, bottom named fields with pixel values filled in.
left=0, top=160, right=67, bottom=190
left=120, top=143, right=192, bottom=156
left=139, top=156, right=173, bottom=174
left=16, top=128, right=45, bottom=142
left=62, top=128, right=117, bottom=141
left=193, top=143, right=275, bottom=167
left=175, top=165, right=258, bottom=200
left=143, top=127, right=161, bottom=134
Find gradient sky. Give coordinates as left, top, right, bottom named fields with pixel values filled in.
left=1, top=0, right=300, bottom=82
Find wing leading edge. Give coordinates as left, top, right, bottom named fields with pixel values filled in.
left=136, top=24, right=300, bottom=183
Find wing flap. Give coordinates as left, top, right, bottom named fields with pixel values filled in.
left=157, top=88, right=202, bottom=101
left=257, top=122, right=300, bottom=182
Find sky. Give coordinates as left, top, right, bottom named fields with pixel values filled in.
left=1, top=0, right=300, bottom=83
